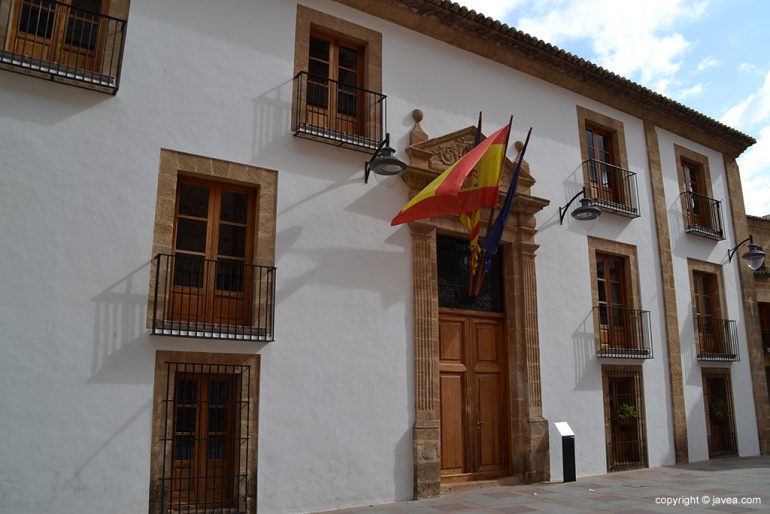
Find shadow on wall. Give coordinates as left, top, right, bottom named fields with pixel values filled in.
left=252, top=78, right=293, bottom=160
left=275, top=235, right=407, bottom=310
left=572, top=309, right=598, bottom=391
left=90, top=260, right=155, bottom=384
left=0, top=72, right=111, bottom=125
left=393, top=428, right=413, bottom=500
left=55, top=399, right=152, bottom=504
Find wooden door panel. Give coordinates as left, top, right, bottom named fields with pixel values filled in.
left=439, top=312, right=508, bottom=480
left=440, top=374, right=465, bottom=474
left=475, top=323, right=498, bottom=363
left=476, top=374, right=503, bottom=472
left=440, top=319, right=464, bottom=362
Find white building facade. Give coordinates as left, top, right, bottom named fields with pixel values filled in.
left=0, top=1, right=768, bottom=513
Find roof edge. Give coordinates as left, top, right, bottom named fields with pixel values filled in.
left=334, top=0, right=756, bottom=156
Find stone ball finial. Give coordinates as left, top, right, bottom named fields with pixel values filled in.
left=410, top=109, right=428, bottom=145
left=514, top=141, right=523, bottom=151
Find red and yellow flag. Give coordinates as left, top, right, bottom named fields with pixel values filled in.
left=391, top=123, right=510, bottom=226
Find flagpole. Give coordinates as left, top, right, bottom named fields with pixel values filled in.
left=473, top=115, right=513, bottom=296
left=474, top=126, right=532, bottom=296
left=468, top=111, right=483, bottom=296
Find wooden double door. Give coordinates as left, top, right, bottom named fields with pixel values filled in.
left=439, top=309, right=509, bottom=481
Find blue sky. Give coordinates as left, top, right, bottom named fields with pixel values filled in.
left=457, top=0, right=770, bottom=216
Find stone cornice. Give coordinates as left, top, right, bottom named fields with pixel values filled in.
left=334, top=0, right=755, bottom=157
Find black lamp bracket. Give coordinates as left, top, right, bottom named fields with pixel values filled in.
left=728, top=235, right=754, bottom=262
left=559, top=187, right=587, bottom=225
left=364, top=133, right=390, bottom=184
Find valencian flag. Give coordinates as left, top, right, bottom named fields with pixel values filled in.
left=391, top=121, right=511, bottom=226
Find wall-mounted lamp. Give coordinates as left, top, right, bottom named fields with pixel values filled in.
left=728, top=235, right=766, bottom=271
left=364, top=133, right=406, bottom=183
left=559, top=187, right=602, bottom=225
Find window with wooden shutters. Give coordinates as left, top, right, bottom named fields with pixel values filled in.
left=588, top=239, right=651, bottom=359
left=149, top=353, right=259, bottom=514
left=689, top=261, right=738, bottom=361
left=592, top=248, right=651, bottom=359
left=292, top=5, right=385, bottom=150
left=675, top=145, right=724, bottom=240
left=576, top=106, right=639, bottom=217
left=306, top=33, right=363, bottom=138
left=2, top=0, right=128, bottom=92
left=168, top=178, right=256, bottom=329
left=148, top=150, right=277, bottom=342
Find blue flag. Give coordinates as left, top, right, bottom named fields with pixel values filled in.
left=480, top=127, right=532, bottom=269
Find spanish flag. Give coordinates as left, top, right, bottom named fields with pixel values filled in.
left=391, top=122, right=510, bottom=226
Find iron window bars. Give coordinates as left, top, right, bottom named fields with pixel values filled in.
left=703, top=373, right=738, bottom=458
left=151, top=253, right=276, bottom=342
left=695, top=316, right=739, bottom=362
left=680, top=191, right=724, bottom=240
left=605, top=369, right=647, bottom=472
left=595, top=307, right=653, bottom=359
left=158, top=362, right=252, bottom=514
left=0, top=0, right=126, bottom=93
left=293, top=70, right=386, bottom=151
left=583, top=159, right=640, bottom=218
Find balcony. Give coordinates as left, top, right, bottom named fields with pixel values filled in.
left=293, top=70, right=386, bottom=151
left=151, top=254, right=276, bottom=341
left=695, top=316, right=739, bottom=361
left=681, top=191, right=724, bottom=240
left=595, top=306, right=653, bottom=359
left=584, top=159, right=640, bottom=218
left=0, top=0, right=126, bottom=93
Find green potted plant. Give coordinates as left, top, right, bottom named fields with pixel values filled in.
left=710, top=399, right=729, bottom=420
left=612, top=402, right=638, bottom=424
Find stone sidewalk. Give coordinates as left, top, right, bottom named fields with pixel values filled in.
left=318, top=456, right=770, bottom=514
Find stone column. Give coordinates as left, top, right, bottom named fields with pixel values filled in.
left=410, top=223, right=441, bottom=498
left=644, top=121, right=689, bottom=463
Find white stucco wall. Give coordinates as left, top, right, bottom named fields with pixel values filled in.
left=0, top=0, right=758, bottom=513
left=656, top=128, right=760, bottom=462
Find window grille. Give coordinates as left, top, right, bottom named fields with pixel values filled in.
left=604, top=369, right=647, bottom=472
left=159, top=362, right=252, bottom=513
left=703, top=373, right=737, bottom=458
left=437, top=235, right=503, bottom=313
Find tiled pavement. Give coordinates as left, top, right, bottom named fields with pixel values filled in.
left=318, top=456, right=770, bottom=514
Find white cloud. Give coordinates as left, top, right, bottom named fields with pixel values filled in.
left=721, top=70, right=770, bottom=131
left=723, top=75, right=770, bottom=216
left=509, top=0, right=704, bottom=93
left=738, top=62, right=760, bottom=75
left=697, top=58, right=718, bottom=71
left=678, top=84, right=704, bottom=99
left=738, top=126, right=770, bottom=216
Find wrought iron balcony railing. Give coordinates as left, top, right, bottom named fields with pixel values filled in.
left=583, top=159, right=640, bottom=218
left=293, top=71, right=386, bottom=151
left=0, top=0, right=126, bottom=93
left=680, top=191, right=724, bottom=240
left=151, top=254, right=276, bottom=341
left=695, top=316, right=739, bottom=361
left=595, top=306, right=653, bottom=359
